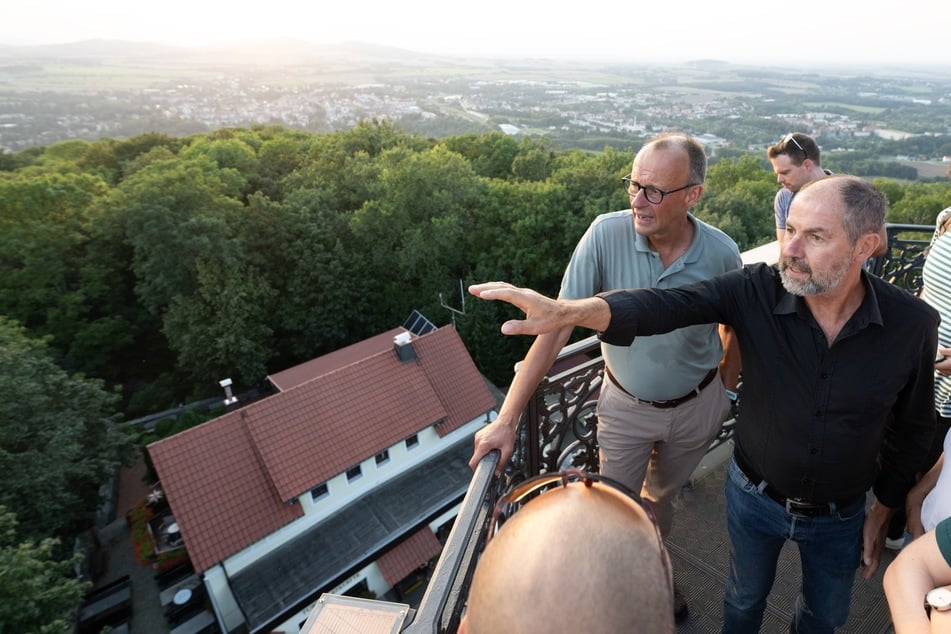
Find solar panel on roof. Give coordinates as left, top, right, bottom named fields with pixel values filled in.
left=402, top=310, right=436, bottom=336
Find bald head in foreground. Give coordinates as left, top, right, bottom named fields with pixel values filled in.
left=458, top=480, right=674, bottom=634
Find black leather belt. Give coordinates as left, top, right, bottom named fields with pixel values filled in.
left=605, top=366, right=718, bottom=409
left=733, top=451, right=859, bottom=518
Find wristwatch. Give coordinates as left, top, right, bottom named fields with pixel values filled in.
left=926, top=587, right=951, bottom=613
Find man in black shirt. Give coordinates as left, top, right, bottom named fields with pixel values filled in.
left=469, top=175, right=938, bottom=633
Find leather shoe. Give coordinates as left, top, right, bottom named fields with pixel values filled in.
left=673, top=583, right=689, bottom=623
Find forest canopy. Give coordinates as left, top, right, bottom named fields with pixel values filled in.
left=1, top=122, right=950, bottom=417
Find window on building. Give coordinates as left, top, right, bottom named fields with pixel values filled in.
left=346, top=464, right=363, bottom=482
left=311, top=483, right=329, bottom=501
left=343, top=579, right=371, bottom=599
left=406, top=434, right=419, bottom=450
left=375, top=450, right=390, bottom=466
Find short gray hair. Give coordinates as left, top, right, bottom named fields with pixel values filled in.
left=801, top=175, right=887, bottom=245
left=646, top=132, right=706, bottom=184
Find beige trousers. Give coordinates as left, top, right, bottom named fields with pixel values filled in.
left=596, top=372, right=730, bottom=537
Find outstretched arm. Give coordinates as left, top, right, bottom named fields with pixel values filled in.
left=468, top=282, right=611, bottom=335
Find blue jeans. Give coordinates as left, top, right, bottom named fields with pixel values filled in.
left=721, top=457, right=865, bottom=634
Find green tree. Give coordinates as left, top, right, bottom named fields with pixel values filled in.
left=438, top=132, right=520, bottom=179
left=111, top=155, right=245, bottom=316
left=163, top=259, right=278, bottom=386
left=878, top=179, right=951, bottom=225
left=0, top=318, right=130, bottom=545
left=180, top=136, right=261, bottom=189
left=511, top=136, right=556, bottom=182
left=0, top=507, right=89, bottom=634
left=0, top=171, right=110, bottom=345
left=349, top=145, right=484, bottom=326
left=695, top=155, right=777, bottom=250
left=275, top=189, right=376, bottom=363
left=256, top=129, right=317, bottom=200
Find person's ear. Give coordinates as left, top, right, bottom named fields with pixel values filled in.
left=686, top=183, right=704, bottom=206
left=457, top=614, right=468, bottom=634
left=855, top=232, right=881, bottom=261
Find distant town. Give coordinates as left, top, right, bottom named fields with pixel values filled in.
left=1, top=40, right=950, bottom=170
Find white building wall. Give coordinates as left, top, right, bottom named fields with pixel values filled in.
left=203, top=564, right=244, bottom=633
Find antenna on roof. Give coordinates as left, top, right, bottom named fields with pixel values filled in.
left=439, top=279, right=466, bottom=327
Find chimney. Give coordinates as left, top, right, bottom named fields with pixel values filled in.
left=219, top=378, right=239, bottom=407
left=393, top=332, right=418, bottom=362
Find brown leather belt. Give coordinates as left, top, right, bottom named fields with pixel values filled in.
left=604, top=366, right=718, bottom=409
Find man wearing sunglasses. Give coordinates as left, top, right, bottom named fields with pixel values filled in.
left=768, top=132, right=887, bottom=258
left=459, top=470, right=675, bottom=634
left=768, top=132, right=831, bottom=244
left=467, top=132, right=742, bottom=622
left=468, top=174, right=937, bottom=633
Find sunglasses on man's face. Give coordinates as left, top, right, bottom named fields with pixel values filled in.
left=487, top=468, right=672, bottom=584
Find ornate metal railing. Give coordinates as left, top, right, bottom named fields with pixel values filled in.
left=865, top=223, right=934, bottom=294
left=315, top=222, right=934, bottom=633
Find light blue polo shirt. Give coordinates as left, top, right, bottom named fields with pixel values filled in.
left=559, top=210, right=742, bottom=401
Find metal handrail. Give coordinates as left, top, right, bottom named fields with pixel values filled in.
left=402, top=450, right=500, bottom=634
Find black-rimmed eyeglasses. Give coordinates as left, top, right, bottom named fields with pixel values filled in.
left=487, top=468, right=672, bottom=583
left=780, top=132, right=807, bottom=156
left=622, top=176, right=697, bottom=204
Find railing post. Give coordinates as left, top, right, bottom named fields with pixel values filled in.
left=524, top=377, right=546, bottom=477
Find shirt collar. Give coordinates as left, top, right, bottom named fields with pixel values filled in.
left=633, top=213, right=699, bottom=263
left=772, top=268, right=884, bottom=331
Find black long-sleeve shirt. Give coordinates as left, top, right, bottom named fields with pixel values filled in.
left=598, top=262, right=938, bottom=508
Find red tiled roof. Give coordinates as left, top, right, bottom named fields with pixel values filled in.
left=147, top=413, right=303, bottom=574
left=248, top=348, right=447, bottom=501
left=267, top=328, right=405, bottom=392
left=376, top=527, right=443, bottom=586
left=415, top=330, right=496, bottom=437
left=148, top=325, right=495, bottom=573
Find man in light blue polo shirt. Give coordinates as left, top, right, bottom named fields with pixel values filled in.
left=469, top=132, right=742, bottom=622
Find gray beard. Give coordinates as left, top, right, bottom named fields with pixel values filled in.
left=779, top=257, right=849, bottom=296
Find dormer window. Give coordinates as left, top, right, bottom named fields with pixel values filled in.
left=346, top=465, right=363, bottom=482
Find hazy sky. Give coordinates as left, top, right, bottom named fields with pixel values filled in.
left=3, top=0, right=950, bottom=68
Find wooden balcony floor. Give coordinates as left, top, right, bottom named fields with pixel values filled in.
left=671, top=441, right=896, bottom=633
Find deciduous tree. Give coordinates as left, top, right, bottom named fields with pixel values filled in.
left=0, top=506, right=88, bottom=634
left=0, top=318, right=131, bottom=545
